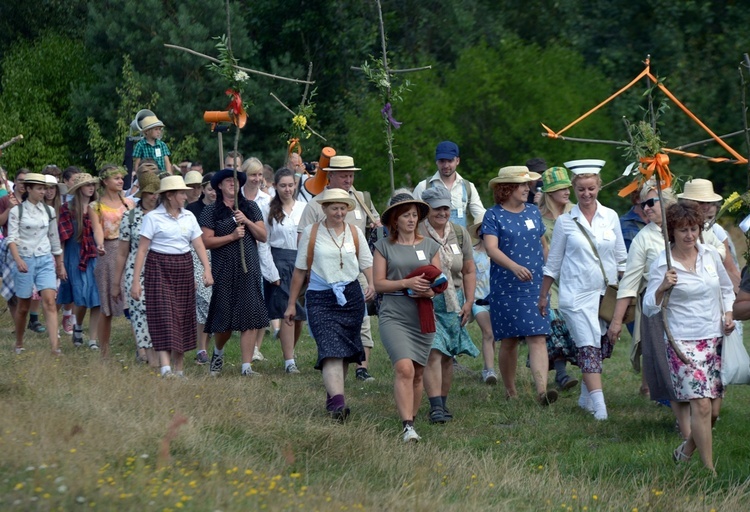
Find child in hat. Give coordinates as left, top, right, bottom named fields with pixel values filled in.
left=132, top=113, right=172, bottom=174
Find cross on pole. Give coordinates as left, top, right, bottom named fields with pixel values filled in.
left=351, top=0, right=431, bottom=195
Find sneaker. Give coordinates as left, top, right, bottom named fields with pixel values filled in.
left=402, top=425, right=421, bottom=443
left=482, top=369, right=498, bottom=385
left=62, top=315, right=74, bottom=334
left=285, top=363, right=301, bottom=374
left=87, top=340, right=100, bottom=351
left=195, top=350, right=209, bottom=365
left=355, top=367, right=375, bottom=382
left=72, top=331, right=84, bottom=348
left=14, top=346, right=25, bottom=355
left=329, top=406, right=350, bottom=422
left=428, top=406, right=447, bottom=424
left=27, top=320, right=46, bottom=333
left=162, top=371, right=175, bottom=379
left=252, top=347, right=265, bottom=362
left=556, top=375, right=579, bottom=391
left=241, top=368, right=261, bottom=377
left=209, top=351, right=224, bottom=376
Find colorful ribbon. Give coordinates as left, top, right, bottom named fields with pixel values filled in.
left=618, top=153, right=673, bottom=197
left=381, top=103, right=402, bottom=129
left=287, top=138, right=301, bottom=156
left=225, top=89, right=243, bottom=116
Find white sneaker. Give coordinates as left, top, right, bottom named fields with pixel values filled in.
left=402, top=425, right=421, bottom=443
left=482, top=369, right=498, bottom=385
left=252, top=347, right=265, bottom=362
left=87, top=340, right=100, bottom=351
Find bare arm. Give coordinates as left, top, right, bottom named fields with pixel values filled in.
left=191, top=236, right=213, bottom=287
left=201, top=225, right=244, bottom=250
left=130, top=236, right=151, bottom=300
left=112, top=240, right=130, bottom=298
left=372, top=248, right=433, bottom=294
left=484, top=233, right=532, bottom=282
left=89, top=204, right=105, bottom=254
left=459, top=258, right=476, bottom=326
left=283, top=267, right=307, bottom=325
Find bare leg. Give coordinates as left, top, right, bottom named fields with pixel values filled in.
left=672, top=401, right=691, bottom=440
left=687, top=398, right=714, bottom=471
left=321, top=358, right=345, bottom=397
left=14, top=297, right=31, bottom=349
left=40, top=289, right=59, bottom=353
left=394, top=359, right=416, bottom=420
left=439, top=353, right=453, bottom=397
left=280, top=320, right=297, bottom=360
left=422, top=349, right=444, bottom=398
left=214, top=331, right=231, bottom=351
left=526, top=335, right=550, bottom=394
left=240, top=329, right=254, bottom=364
left=172, top=351, right=185, bottom=372
left=498, top=337, right=520, bottom=397
left=98, top=314, right=112, bottom=357
left=476, top=311, right=495, bottom=370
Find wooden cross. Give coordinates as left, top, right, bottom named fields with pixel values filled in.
left=351, top=0, right=431, bottom=194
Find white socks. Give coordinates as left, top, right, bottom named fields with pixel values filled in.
left=589, top=389, right=608, bottom=420
left=284, top=359, right=295, bottom=369
left=160, top=365, right=172, bottom=376
left=241, top=362, right=251, bottom=373
left=578, top=381, right=593, bottom=412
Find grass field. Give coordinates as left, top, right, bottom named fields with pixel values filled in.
left=1, top=305, right=749, bottom=511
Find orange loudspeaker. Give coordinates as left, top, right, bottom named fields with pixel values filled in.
left=304, top=147, right=336, bottom=196
left=203, top=109, right=247, bottom=128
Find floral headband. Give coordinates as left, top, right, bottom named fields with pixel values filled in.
left=99, top=166, right=127, bottom=180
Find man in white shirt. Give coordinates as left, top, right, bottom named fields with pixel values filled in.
left=297, top=155, right=381, bottom=382
left=412, top=141, right=485, bottom=227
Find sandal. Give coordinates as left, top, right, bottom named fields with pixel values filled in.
left=538, top=389, right=559, bottom=406
left=673, top=441, right=692, bottom=462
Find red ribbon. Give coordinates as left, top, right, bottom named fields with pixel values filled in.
left=225, top=89, right=243, bottom=116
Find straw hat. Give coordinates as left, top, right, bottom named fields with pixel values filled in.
left=67, top=173, right=99, bottom=194
left=541, top=166, right=571, bottom=193
left=156, top=175, right=190, bottom=194
left=323, top=155, right=361, bottom=172
left=140, top=115, right=164, bottom=132
left=135, top=173, right=161, bottom=198
left=467, top=212, right=486, bottom=239
left=23, top=173, right=48, bottom=186
left=677, top=178, right=722, bottom=202
left=381, top=192, right=430, bottom=225
left=421, top=186, right=452, bottom=209
left=184, top=170, right=203, bottom=186
left=316, top=188, right=355, bottom=211
left=564, top=159, right=605, bottom=175
left=210, top=168, right=247, bottom=190
left=488, top=166, right=541, bottom=187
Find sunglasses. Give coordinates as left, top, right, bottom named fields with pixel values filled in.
left=640, top=197, right=661, bottom=209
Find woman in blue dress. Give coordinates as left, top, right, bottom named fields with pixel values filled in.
left=482, top=166, right=556, bottom=405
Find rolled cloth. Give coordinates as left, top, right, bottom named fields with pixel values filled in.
left=404, top=264, right=449, bottom=333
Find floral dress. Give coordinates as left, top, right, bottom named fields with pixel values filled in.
left=119, top=206, right=151, bottom=348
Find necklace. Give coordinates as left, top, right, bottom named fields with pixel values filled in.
left=324, top=220, right=345, bottom=269
left=672, top=247, right=696, bottom=272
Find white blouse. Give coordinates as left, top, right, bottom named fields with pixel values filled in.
left=643, top=243, right=734, bottom=340
left=140, top=205, right=202, bottom=254
left=267, top=200, right=305, bottom=250
left=617, top=222, right=665, bottom=298
left=241, top=188, right=279, bottom=283
left=7, top=201, right=62, bottom=257
left=295, top=222, right=373, bottom=284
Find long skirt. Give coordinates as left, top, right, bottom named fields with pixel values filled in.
left=94, top=239, right=125, bottom=316
left=57, top=237, right=100, bottom=308
left=306, top=280, right=365, bottom=370
left=640, top=310, right=678, bottom=402
left=145, top=251, right=196, bottom=353
left=432, top=290, right=480, bottom=358
left=265, top=247, right=306, bottom=321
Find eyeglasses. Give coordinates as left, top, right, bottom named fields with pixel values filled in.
left=640, top=197, right=661, bottom=209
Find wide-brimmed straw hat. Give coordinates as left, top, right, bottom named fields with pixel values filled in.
left=156, top=175, right=190, bottom=194
left=23, top=173, right=48, bottom=186
left=323, top=155, right=361, bottom=172
left=677, top=178, right=722, bottom=202
left=381, top=192, right=430, bottom=225
left=564, top=159, right=605, bottom=175
left=135, top=173, right=161, bottom=198
left=488, top=166, right=541, bottom=186
left=541, top=166, right=571, bottom=193
left=316, top=188, right=355, bottom=211
left=140, top=115, right=165, bottom=132
left=210, top=168, right=247, bottom=190
left=421, top=186, right=452, bottom=209
left=184, top=170, right=203, bottom=186
left=67, top=173, right=99, bottom=194
left=467, top=212, right=486, bottom=239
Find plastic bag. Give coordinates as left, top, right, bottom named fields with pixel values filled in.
left=721, top=324, right=750, bottom=386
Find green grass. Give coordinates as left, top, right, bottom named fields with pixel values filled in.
left=0, top=304, right=749, bottom=511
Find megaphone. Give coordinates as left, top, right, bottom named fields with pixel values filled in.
left=303, top=147, right=336, bottom=196
left=129, top=109, right=156, bottom=136
left=203, top=109, right=247, bottom=129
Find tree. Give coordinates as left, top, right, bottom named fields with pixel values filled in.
left=0, top=33, right=93, bottom=174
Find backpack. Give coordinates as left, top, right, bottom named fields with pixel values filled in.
left=305, top=221, right=360, bottom=283
left=17, top=202, right=54, bottom=223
